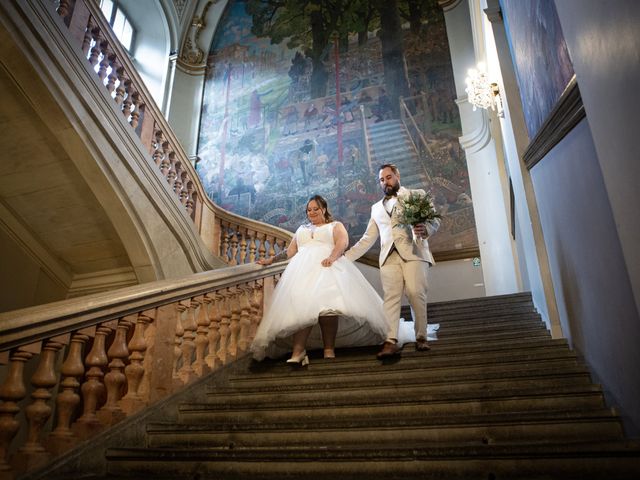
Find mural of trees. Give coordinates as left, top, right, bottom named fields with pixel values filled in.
left=197, top=0, right=478, bottom=257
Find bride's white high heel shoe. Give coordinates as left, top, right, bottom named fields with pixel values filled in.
left=286, top=350, right=309, bottom=366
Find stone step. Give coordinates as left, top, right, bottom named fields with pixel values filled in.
left=427, top=305, right=538, bottom=321
left=145, top=409, right=624, bottom=449
left=178, top=389, right=606, bottom=425
left=105, top=440, right=640, bottom=480
left=426, top=311, right=541, bottom=328
left=235, top=337, right=571, bottom=371
left=241, top=340, right=572, bottom=376
left=433, top=317, right=546, bottom=336
left=227, top=356, right=586, bottom=391
left=201, top=372, right=595, bottom=408
left=427, top=292, right=534, bottom=313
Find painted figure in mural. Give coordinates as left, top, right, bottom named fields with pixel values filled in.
left=373, top=88, right=392, bottom=123
left=282, top=106, right=298, bottom=136
left=248, top=89, right=262, bottom=129
left=303, top=103, right=319, bottom=131
left=298, top=138, right=315, bottom=185
left=358, top=90, right=374, bottom=119
left=345, top=164, right=441, bottom=359
left=250, top=195, right=388, bottom=364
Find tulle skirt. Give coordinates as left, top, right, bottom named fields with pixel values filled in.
left=250, top=242, right=388, bottom=360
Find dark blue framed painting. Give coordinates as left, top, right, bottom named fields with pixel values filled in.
left=501, top=0, right=574, bottom=140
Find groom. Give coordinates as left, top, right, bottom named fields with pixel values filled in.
left=345, top=164, right=440, bottom=358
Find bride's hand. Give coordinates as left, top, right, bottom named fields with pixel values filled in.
left=321, top=257, right=335, bottom=267
left=257, top=257, right=274, bottom=266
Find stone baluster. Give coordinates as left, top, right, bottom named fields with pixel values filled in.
left=137, top=309, right=157, bottom=401
left=81, top=17, right=95, bottom=57
left=257, top=233, right=267, bottom=261
left=74, top=322, right=114, bottom=440
left=12, top=338, right=66, bottom=473
left=178, top=173, right=190, bottom=206
left=249, top=280, right=263, bottom=340
left=56, top=0, right=71, bottom=18
left=204, top=292, right=222, bottom=370
left=152, top=130, right=164, bottom=167
left=97, top=44, right=111, bottom=84
left=172, top=174, right=183, bottom=199
left=227, top=288, right=241, bottom=359
left=129, top=91, right=141, bottom=129
left=160, top=151, right=173, bottom=178
left=229, top=230, right=239, bottom=266
left=87, top=27, right=103, bottom=68
left=238, top=228, right=248, bottom=264
left=114, top=67, right=127, bottom=105
left=48, top=331, right=91, bottom=455
left=216, top=293, right=231, bottom=365
left=166, top=152, right=178, bottom=189
left=267, top=236, right=277, bottom=258
left=193, top=295, right=211, bottom=377
left=174, top=160, right=184, bottom=188
left=120, top=310, right=153, bottom=414
left=161, top=141, right=171, bottom=172
left=121, top=78, right=134, bottom=121
left=172, top=301, right=186, bottom=387
left=238, top=286, right=253, bottom=352
left=248, top=232, right=257, bottom=263
left=97, top=318, right=132, bottom=426
left=220, top=225, right=230, bottom=262
left=185, top=180, right=195, bottom=217
left=0, top=347, right=35, bottom=475
left=178, top=299, right=197, bottom=384
left=105, top=55, right=120, bottom=98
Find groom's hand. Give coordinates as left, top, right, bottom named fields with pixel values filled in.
left=412, top=223, right=428, bottom=239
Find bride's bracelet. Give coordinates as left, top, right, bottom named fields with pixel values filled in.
left=272, top=250, right=289, bottom=262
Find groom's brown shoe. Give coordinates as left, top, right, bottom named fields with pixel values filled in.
left=377, top=341, right=401, bottom=359
left=415, top=338, right=431, bottom=351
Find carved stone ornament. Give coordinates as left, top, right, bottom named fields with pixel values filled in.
left=179, top=1, right=216, bottom=67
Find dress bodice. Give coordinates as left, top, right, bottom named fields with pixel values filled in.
left=295, top=222, right=335, bottom=247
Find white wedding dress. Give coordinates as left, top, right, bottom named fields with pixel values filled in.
left=250, top=221, right=439, bottom=360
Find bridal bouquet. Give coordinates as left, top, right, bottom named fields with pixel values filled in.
left=395, top=189, right=441, bottom=227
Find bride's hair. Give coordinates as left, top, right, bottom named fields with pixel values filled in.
left=307, top=195, right=334, bottom=223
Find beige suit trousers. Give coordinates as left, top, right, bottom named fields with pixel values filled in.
left=380, top=250, right=429, bottom=343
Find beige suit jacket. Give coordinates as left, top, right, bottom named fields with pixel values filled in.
left=345, top=187, right=440, bottom=266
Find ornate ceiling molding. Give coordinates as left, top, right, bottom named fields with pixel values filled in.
left=173, top=0, right=189, bottom=22
left=438, top=0, right=464, bottom=12
left=178, top=0, right=216, bottom=70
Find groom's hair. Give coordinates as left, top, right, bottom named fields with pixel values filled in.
left=378, top=163, right=399, bottom=175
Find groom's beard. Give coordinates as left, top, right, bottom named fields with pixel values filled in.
left=383, top=183, right=400, bottom=197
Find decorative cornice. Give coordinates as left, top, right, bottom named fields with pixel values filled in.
left=173, top=0, right=188, bottom=21
left=179, top=0, right=216, bottom=68
left=523, top=76, right=585, bottom=170
left=438, top=0, right=464, bottom=13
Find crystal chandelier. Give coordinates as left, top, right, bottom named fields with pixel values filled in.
left=465, top=66, right=503, bottom=116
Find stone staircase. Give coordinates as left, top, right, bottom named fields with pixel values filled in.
left=368, top=119, right=429, bottom=188
left=36, top=293, right=640, bottom=479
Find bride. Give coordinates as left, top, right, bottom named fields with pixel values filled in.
left=250, top=195, right=389, bottom=364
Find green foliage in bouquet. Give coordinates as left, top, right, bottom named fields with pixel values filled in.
left=395, top=190, right=441, bottom=227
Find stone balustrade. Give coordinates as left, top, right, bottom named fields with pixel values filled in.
left=0, top=263, right=284, bottom=479
left=52, top=0, right=292, bottom=264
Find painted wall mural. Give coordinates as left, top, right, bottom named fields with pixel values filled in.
left=197, top=0, right=478, bottom=257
